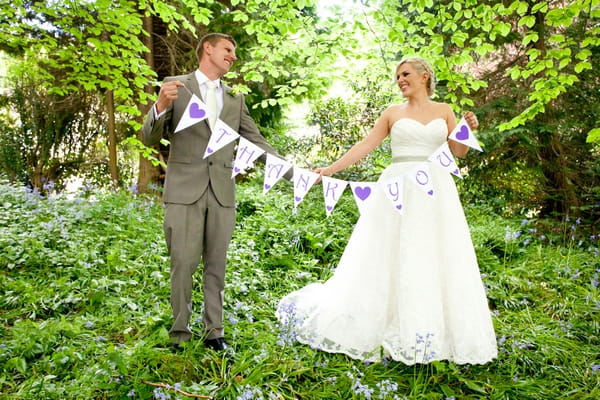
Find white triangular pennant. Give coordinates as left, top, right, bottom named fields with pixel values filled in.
left=174, top=94, right=209, bottom=133
left=379, top=176, right=405, bottom=214
left=349, top=182, right=378, bottom=214
left=428, top=142, right=462, bottom=178
left=203, top=119, right=240, bottom=159
left=407, top=162, right=435, bottom=198
left=232, top=137, right=265, bottom=178
left=321, top=176, right=348, bottom=216
left=263, top=153, right=292, bottom=194
left=293, top=167, right=320, bottom=208
left=448, top=117, right=483, bottom=151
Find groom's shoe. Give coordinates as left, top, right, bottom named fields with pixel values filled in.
left=204, top=337, right=229, bottom=351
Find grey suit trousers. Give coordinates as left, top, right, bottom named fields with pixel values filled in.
left=163, top=183, right=236, bottom=343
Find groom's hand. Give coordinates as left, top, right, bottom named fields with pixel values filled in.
left=156, top=80, right=185, bottom=114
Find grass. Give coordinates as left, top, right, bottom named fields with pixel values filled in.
left=0, top=176, right=599, bottom=399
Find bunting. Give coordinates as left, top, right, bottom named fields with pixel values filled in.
left=176, top=100, right=483, bottom=216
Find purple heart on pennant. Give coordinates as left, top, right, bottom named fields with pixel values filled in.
left=326, top=205, right=333, bottom=211
left=264, top=184, right=271, bottom=190
left=234, top=167, right=241, bottom=173
left=427, top=190, right=434, bottom=196
left=189, top=103, right=206, bottom=119
left=354, top=186, right=371, bottom=201
left=396, top=204, right=403, bottom=210
left=206, top=147, right=214, bottom=154
left=456, top=125, right=469, bottom=140
left=453, top=169, right=459, bottom=175
left=295, top=196, right=302, bottom=202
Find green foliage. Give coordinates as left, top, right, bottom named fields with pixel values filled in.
left=301, top=78, right=399, bottom=180
left=1, top=177, right=599, bottom=399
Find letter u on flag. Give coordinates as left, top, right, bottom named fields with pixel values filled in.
left=428, top=142, right=462, bottom=178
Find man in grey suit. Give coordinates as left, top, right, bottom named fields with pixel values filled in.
left=142, top=33, right=285, bottom=351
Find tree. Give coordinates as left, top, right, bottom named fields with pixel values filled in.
left=324, top=0, right=599, bottom=218
left=0, top=0, right=342, bottom=192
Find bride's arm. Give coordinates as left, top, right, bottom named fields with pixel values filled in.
left=316, top=112, right=391, bottom=177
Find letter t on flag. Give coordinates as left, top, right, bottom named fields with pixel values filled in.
left=203, top=119, right=240, bottom=158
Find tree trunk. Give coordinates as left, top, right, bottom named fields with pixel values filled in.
left=106, top=89, right=119, bottom=187
left=136, top=14, right=162, bottom=194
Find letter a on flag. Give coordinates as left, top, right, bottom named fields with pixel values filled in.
left=293, top=167, right=320, bottom=208
left=263, top=153, right=292, bottom=194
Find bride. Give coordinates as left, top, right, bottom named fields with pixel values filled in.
left=276, top=57, right=497, bottom=364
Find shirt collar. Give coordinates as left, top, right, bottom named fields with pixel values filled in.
left=195, top=69, right=221, bottom=87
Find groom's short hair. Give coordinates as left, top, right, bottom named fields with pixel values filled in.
left=196, top=33, right=237, bottom=61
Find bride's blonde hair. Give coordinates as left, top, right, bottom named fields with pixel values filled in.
left=396, top=57, right=436, bottom=97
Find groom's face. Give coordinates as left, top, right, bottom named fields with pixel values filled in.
left=205, top=38, right=238, bottom=76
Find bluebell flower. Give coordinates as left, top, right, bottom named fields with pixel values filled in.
left=85, top=321, right=94, bottom=328
left=497, top=335, right=507, bottom=346
left=592, top=365, right=600, bottom=374
left=236, top=385, right=264, bottom=400
left=43, top=180, right=55, bottom=192
left=276, top=302, right=305, bottom=346
left=352, top=378, right=374, bottom=399
left=376, top=379, right=398, bottom=399
left=127, top=389, right=135, bottom=397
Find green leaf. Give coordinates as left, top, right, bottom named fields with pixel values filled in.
left=586, top=128, right=600, bottom=144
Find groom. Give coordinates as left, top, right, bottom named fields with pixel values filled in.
left=142, top=33, right=286, bottom=351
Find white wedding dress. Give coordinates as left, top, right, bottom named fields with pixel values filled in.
left=277, top=118, right=497, bottom=364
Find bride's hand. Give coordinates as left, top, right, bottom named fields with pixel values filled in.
left=464, top=111, right=479, bottom=131
left=313, top=166, right=333, bottom=184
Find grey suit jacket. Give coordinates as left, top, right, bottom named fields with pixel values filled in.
left=142, top=72, right=282, bottom=207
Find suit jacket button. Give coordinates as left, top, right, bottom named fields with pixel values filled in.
left=209, top=161, right=213, bottom=165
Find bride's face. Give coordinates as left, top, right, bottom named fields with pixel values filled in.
left=396, top=63, right=428, bottom=97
